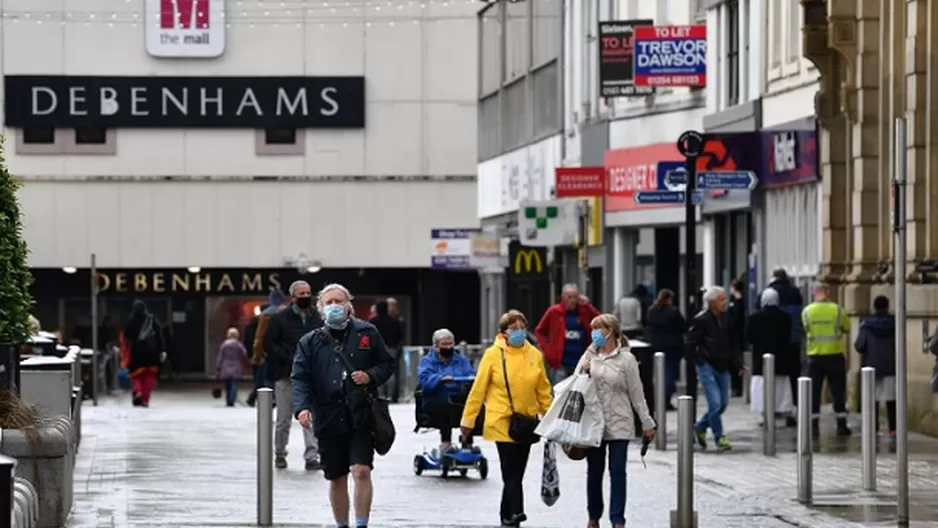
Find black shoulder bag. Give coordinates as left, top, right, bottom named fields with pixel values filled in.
left=326, top=330, right=396, bottom=456
left=501, top=348, right=540, bottom=444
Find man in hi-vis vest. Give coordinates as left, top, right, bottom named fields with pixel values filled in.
left=802, top=283, right=852, bottom=436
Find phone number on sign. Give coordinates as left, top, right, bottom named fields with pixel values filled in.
left=639, top=75, right=705, bottom=86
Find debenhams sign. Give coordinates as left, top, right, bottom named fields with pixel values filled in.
left=3, top=75, right=366, bottom=128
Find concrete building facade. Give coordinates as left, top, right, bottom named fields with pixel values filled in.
left=6, top=0, right=483, bottom=375
left=803, top=0, right=938, bottom=433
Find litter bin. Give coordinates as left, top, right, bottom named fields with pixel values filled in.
left=630, top=339, right=655, bottom=437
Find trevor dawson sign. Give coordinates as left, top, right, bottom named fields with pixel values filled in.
left=146, top=0, right=227, bottom=58
left=633, top=25, right=707, bottom=87
left=3, top=76, right=366, bottom=128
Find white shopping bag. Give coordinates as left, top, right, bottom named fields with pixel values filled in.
left=535, top=373, right=604, bottom=447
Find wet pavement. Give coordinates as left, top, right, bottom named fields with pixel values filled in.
left=66, top=386, right=938, bottom=527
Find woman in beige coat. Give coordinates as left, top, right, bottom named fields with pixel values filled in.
left=578, top=313, right=656, bottom=528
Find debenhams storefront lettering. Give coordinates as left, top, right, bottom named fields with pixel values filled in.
left=3, top=75, right=366, bottom=128
left=95, top=271, right=281, bottom=294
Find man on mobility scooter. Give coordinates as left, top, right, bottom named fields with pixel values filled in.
left=413, top=328, right=488, bottom=478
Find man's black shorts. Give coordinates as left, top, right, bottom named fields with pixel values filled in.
left=319, top=429, right=374, bottom=481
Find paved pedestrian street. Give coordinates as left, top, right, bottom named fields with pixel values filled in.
left=67, top=387, right=938, bottom=527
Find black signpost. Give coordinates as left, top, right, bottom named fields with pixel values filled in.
left=677, top=130, right=704, bottom=417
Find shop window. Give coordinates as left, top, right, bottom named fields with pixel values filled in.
left=64, top=128, right=117, bottom=155
left=17, top=127, right=64, bottom=154
left=255, top=128, right=305, bottom=155
left=75, top=127, right=107, bottom=144
left=23, top=127, right=55, bottom=144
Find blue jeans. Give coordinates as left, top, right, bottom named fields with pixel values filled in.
left=225, top=377, right=238, bottom=406
left=695, top=363, right=731, bottom=439
left=586, top=440, right=629, bottom=525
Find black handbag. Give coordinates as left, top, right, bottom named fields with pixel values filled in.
left=329, top=332, right=396, bottom=456
left=500, top=348, right=540, bottom=444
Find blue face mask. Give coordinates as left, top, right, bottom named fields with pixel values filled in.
left=591, top=330, right=607, bottom=347
left=506, top=329, right=527, bottom=347
left=322, top=304, right=348, bottom=328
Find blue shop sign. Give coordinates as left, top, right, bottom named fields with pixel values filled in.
left=760, top=130, right=818, bottom=187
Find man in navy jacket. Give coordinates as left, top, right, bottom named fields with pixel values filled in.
left=292, top=283, right=394, bottom=528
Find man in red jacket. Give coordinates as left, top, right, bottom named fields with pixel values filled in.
left=535, top=284, right=602, bottom=380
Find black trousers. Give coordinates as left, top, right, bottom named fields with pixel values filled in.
left=683, top=357, right=699, bottom=422
left=423, top=398, right=455, bottom=443
left=788, top=343, right=804, bottom=408
left=808, top=354, right=848, bottom=418
left=496, top=442, right=532, bottom=522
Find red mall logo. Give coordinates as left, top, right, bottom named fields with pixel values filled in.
left=161, top=0, right=209, bottom=29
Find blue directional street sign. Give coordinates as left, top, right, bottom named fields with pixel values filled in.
left=656, top=161, right=687, bottom=190
left=697, top=170, right=759, bottom=190
left=634, top=190, right=704, bottom=205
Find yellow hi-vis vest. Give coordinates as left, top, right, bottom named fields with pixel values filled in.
left=801, top=301, right=851, bottom=356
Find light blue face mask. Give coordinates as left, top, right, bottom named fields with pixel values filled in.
left=591, top=330, right=607, bottom=347
left=506, top=329, right=527, bottom=347
left=322, top=304, right=348, bottom=328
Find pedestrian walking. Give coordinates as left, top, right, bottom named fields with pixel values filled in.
left=263, top=280, right=323, bottom=470
left=292, top=283, right=395, bottom=528
left=802, top=282, right=852, bottom=436
left=370, top=299, right=404, bottom=403
left=685, top=286, right=746, bottom=451
left=216, top=327, right=248, bottom=407
left=854, top=295, right=897, bottom=441
left=577, top=313, right=656, bottom=528
left=246, top=290, right=285, bottom=407
left=728, top=279, right=747, bottom=397
left=765, top=268, right=805, bottom=422
left=120, top=300, right=167, bottom=408
left=613, top=286, right=647, bottom=340
left=534, top=284, right=601, bottom=381
left=461, top=309, right=553, bottom=527
left=645, top=289, right=686, bottom=410
left=746, top=289, right=794, bottom=424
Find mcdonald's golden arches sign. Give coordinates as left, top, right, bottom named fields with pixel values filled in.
left=508, top=242, right=548, bottom=280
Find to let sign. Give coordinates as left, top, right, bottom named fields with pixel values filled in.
left=633, top=25, right=707, bottom=87
left=555, top=167, right=606, bottom=197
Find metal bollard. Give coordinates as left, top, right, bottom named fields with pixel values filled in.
left=654, top=352, right=667, bottom=451
left=670, top=396, right=698, bottom=528
left=1, top=455, right=14, bottom=528
left=256, top=387, right=273, bottom=526
left=743, top=350, right=752, bottom=404
left=861, top=366, right=877, bottom=491
left=763, top=354, right=776, bottom=456
left=796, top=377, right=813, bottom=504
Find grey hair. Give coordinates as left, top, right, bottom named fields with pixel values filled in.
left=561, top=283, right=579, bottom=293
left=702, top=286, right=725, bottom=306
left=317, top=283, right=354, bottom=312
left=386, top=297, right=398, bottom=304
left=760, top=288, right=780, bottom=307
left=432, top=328, right=455, bottom=345
left=288, top=280, right=310, bottom=296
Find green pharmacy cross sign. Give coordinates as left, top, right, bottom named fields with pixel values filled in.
left=518, top=199, right=578, bottom=248
left=525, top=205, right=559, bottom=229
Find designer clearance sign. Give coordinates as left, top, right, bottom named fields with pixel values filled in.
left=145, top=0, right=227, bottom=58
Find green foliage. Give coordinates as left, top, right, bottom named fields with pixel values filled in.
left=0, top=136, right=34, bottom=345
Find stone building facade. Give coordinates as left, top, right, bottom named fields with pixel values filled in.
left=803, top=0, right=938, bottom=433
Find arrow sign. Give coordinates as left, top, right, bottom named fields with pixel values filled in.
left=697, top=170, right=759, bottom=190
left=634, top=190, right=704, bottom=205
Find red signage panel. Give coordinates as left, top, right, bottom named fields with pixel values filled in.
left=555, top=167, right=606, bottom=197
left=604, top=142, right=682, bottom=211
